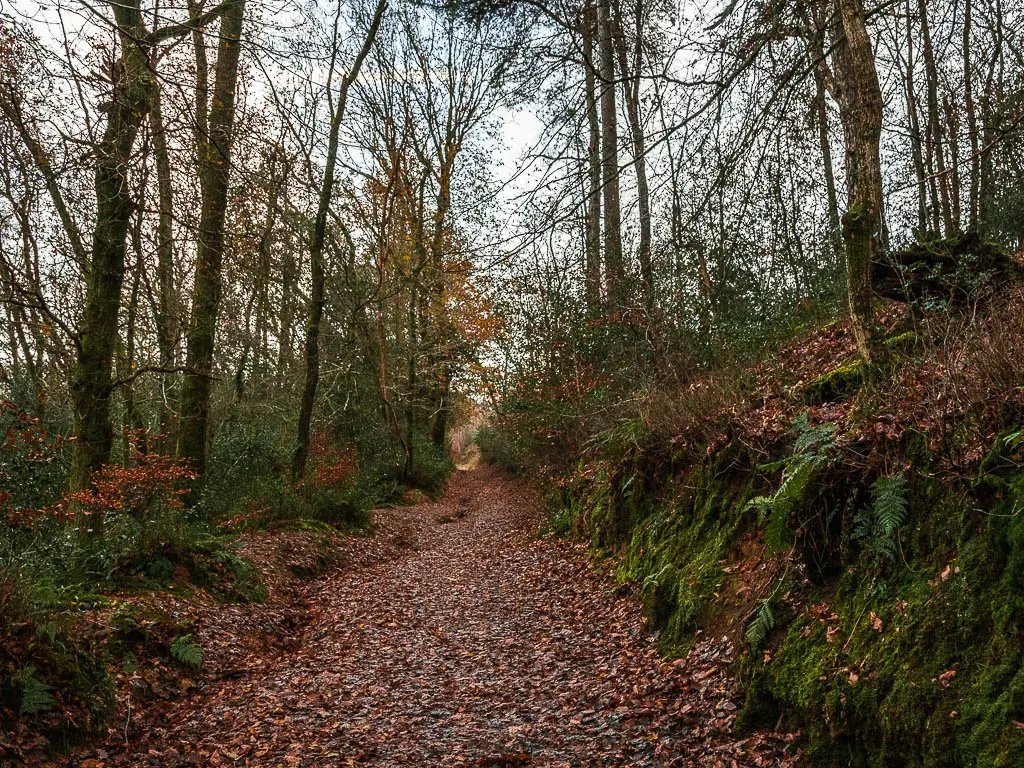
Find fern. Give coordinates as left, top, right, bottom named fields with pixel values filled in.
left=791, top=411, right=837, bottom=455
left=170, top=634, right=203, bottom=668
left=745, top=602, right=776, bottom=648
left=854, top=474, right=908, bottom=566
left=873, top=475, right=907, bottom=536
left=1002, top=429, right=1023, bottom=450
left=746, top=454, right=825, bottom=521
left=15, top=665, right=55, bottom=715
left=745, top=413, right=837, bottom=547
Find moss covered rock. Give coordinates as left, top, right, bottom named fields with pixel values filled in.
left=803, top=360, right=865, bottom=405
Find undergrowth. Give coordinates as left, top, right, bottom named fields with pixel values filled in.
left=482, top=279, right=1024, bottom=766
left=0, top=398, right=445, bottom=754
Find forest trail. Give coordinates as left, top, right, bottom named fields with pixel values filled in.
left=77, top=468, right=792, bottom=767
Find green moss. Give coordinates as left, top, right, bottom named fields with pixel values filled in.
left=884, top=330, right=921, bottom=355
left=559, top=448, right=755, bottom=655
left=740, top=465, right=1024, bottom=766
left=624, top=482, right=745, bottom=652
left=803, top=359, right=865, bottom=405
left=556, top=418, right=1024, bottom=765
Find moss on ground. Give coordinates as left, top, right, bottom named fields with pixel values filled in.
left=556, top=424, right=1024, bottom=765
left=803, top=359, right=865, bottom=405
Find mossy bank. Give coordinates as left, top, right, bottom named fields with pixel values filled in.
left=547, top=417, right=1024, bottom=766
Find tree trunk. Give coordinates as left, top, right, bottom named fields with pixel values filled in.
left=278, top=232, right=296, bottom=379
left=903, top=0, right=929, bottom=236
left=254, top=152, right=284, bottom=379
left=430, top=361, right=450, bottom=448
left=582, top=2, right=602, bottom=311
left=187, top=0, right=210, bottom=179
left=121, top=229, right=145, bottom=457
left=598, top=0, right=624, bottom=304
left=293, top=0, right=387, bottom=480
left=69, top=0, right=152, bottom=498
left=612, top=0, right=653, bottom=308
left=832, top=0, right=884, bottom=366
left=403, top=273, right=418, bottom=481
left=963, top=0, right=980, bottom=229
left=945, top=94, right=962, bottom=226
left=918, top=0, right=955, bottom=236
left=178, top=0, right=246, bottom=477
left=149, top=82, right=178, bottom=446
left=812, top=58, right=843, bottom=261
left=977, top=0, right=1002, bottom=232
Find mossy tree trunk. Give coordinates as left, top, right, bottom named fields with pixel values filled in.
left=831, top=0, right=885, bottom=366
left=178, top=0, right=246, bottom=477
left=69, top=0, right=153, bottom=499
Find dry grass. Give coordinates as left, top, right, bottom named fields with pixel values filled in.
left=636, top=370, right=745, bottom=447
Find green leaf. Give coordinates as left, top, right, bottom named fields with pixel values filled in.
left=15, top=666, right=55, bottom=715
left=745, top=602, right=776, bottom=649
left=170, top=634, right=203, bottom=668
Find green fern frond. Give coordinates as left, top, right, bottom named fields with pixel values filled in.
left=791, top=412, right=837, bottom=454
left=745, top=495, right=775, bottom=521
left=852, top=507, right=873, bottom=541
left=15, top=665, right=55, bottom=715
left=749, top=413, right=835, bottom=537
left=779, top=454, right=822, bottom=506
left=854, top=474, right=908, bottom=566
left=872, top=474, right=908, bottom=537
left=170, top=634, right=203, bottom=668
left=745, top=602, right=776, bottom=648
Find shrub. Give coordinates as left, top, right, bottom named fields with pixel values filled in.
left=0, top=399, right=69, bottom=519
left=67, top=451, right=196, bottom=524
left=200, top=419, right=292, bottom=523
left=475, top=424, right=523, bottom=473
left=402, top=432, right=455, bottom=494
left=294, top=432, right=371, bottom=528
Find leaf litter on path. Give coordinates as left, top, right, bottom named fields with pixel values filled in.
left=70, top=467, right=796, bottom=767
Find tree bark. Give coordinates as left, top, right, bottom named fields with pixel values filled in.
left=918, top=0, right=955, bottom=235
left=582, top=2, right=602, bottom=310
left=832, top=0, right=885, bottom=365
left=945, top=94, right=962, bottom=226
left=187, top=0, right=210, bottom=181
left=598, top=0, right=624, bottom=304
left=69, top=0, right=153, bottom=497
left=612, top=0, right=653, bottom=308
left=963, top=0, right=980, bottom=229
left=903, top=0, right=928, bottom=236
left=403, top=270, right=418, bottom=481
left=278, top=228, right=296, bottom=379
left=149, top=82, right=178, bottom=446
left=978, top=0, right=1002, bottom=231
left=178, top=0, right=246, bottom=477
left=812, top=56, right=843, bottom=261
left=292, top=0, right=387, bottom=480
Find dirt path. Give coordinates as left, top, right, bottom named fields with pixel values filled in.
left=77, top=468, right=793, bottom=767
